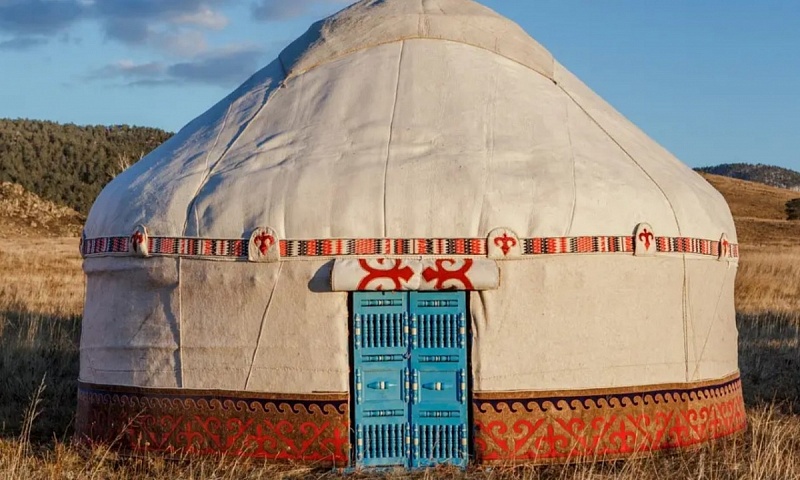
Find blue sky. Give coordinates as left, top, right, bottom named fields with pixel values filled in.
left=0, top=0, right=798, bottom=170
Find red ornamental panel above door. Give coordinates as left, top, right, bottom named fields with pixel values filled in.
left=331, top=258, right=500, bottom=292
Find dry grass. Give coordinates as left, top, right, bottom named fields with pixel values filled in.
left=2, top=414, right=799, bottom=480
left=0, top=237, right=83, bottom=317
left=0, top=231, right=799, bottom=479
left=736, top=246, right=800, bottom=316
left=701, top=173, right=798, bottom=222
left=702, top=173, right=800, bottom=247
left=733, top=218, right=800, bottom=248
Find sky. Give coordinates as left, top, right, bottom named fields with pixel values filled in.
left=0, top=0, right=798, bottom=171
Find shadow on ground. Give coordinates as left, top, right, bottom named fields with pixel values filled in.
left=0, top=308, right=80, bottom=441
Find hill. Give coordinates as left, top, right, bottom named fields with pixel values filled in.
left=697, top=163, right=800, bottom=191
left=701, top=173, right=800, bottom=246
left=0, top=118, right=172, bottom=214
left=0, top=182, right=83, bottom=237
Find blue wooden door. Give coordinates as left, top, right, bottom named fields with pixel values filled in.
left=409, top=291, right=469, bottom=468
left=353, top=292, right=410, bottom=468
left=352, top=291, right=468, bottom=469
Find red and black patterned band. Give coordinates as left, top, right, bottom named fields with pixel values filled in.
left=80, top=234, right=739, bottom=260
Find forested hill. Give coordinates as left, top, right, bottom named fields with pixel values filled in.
left=696, top=163, right=800, bottom=192
left=0, top=118, right=172, bottom=214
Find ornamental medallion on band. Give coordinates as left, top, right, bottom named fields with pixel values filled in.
left=248, top=227, right=280, bottom=263
left=488, top=228, right=522, bottom=259
left=634, top=223, right=656, bottom=257
left=130, top=225, right=150, bottom=257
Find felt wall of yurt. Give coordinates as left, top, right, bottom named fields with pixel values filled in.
left=76, top=0, right=745, bottom=468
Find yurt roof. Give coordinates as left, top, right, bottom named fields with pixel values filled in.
left=278, top=0, right=554, bottom=81
left=84, top=0, right=736, bottom=243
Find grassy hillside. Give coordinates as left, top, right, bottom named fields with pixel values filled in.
left=698, top=163, right=800, bottom=191
left=701, top=173, right=800, bottom=246
left=0, top=119, right=171, bottom=214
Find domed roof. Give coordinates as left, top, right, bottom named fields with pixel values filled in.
left=85, top=0, right=736, bottom=243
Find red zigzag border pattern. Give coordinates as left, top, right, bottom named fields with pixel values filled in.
left=75, top=384, right=350, bottom=465
left=75, top=375, right=745, bottom=465
left=473, top=374, right=746, bottom=463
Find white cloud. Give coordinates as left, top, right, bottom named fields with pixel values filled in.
left=0, top=0, right=86, bottom=36
left=173, top=7, right=229, bottom=30
left=89, top=44, right=269, bottom=88
left=158, top=30, right=210, bottom=57
left=167, top=44, right=266, bottom=86
left=0, top=35, right=48, bottom=50
left=0, top=0, right=232, bottom=57
left=89, top=59, right=166, bottom=79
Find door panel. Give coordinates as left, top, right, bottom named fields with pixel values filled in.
left=409, top=291, right=469, bottom=468
left=353, top=291, right=468, bottom=469
left=353, top=292, right=410, bottom=468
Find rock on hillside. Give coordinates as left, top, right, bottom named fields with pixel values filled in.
left=0, top=182, right=84, bottom=237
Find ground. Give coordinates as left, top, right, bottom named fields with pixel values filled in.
left=0, top=174, right=799, bottom=479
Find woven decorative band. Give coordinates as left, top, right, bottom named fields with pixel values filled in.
left=80, top=235, right=739, bottom=260
left=473, top=373, right=746, bottom=463
left=283, top=237, right=488, bottom=257
left=522, top=236, right=633, bottom=255
left=655, top=237, right=739, bottom=258
left=75, top=383, right=350, bottom=465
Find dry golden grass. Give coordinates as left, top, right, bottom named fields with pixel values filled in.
left=3, top=414, right=799, bottom=480
left=0, top=236, right=799, bottom=479
left=701, top=173, right=798, bottom=222
left=702, top=173, right=800, bottom=247
left=736, top=246, right=800, bottom=316
left=0, top=237, right=83, bottom=317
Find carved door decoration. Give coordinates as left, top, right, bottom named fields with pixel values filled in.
left=353, top=291, right=469, bottom=469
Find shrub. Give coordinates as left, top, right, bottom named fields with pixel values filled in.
left=787, top=198, right=800, bottom=220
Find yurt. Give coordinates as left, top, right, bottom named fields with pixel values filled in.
left=76, top=0, right=746, bottom=469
